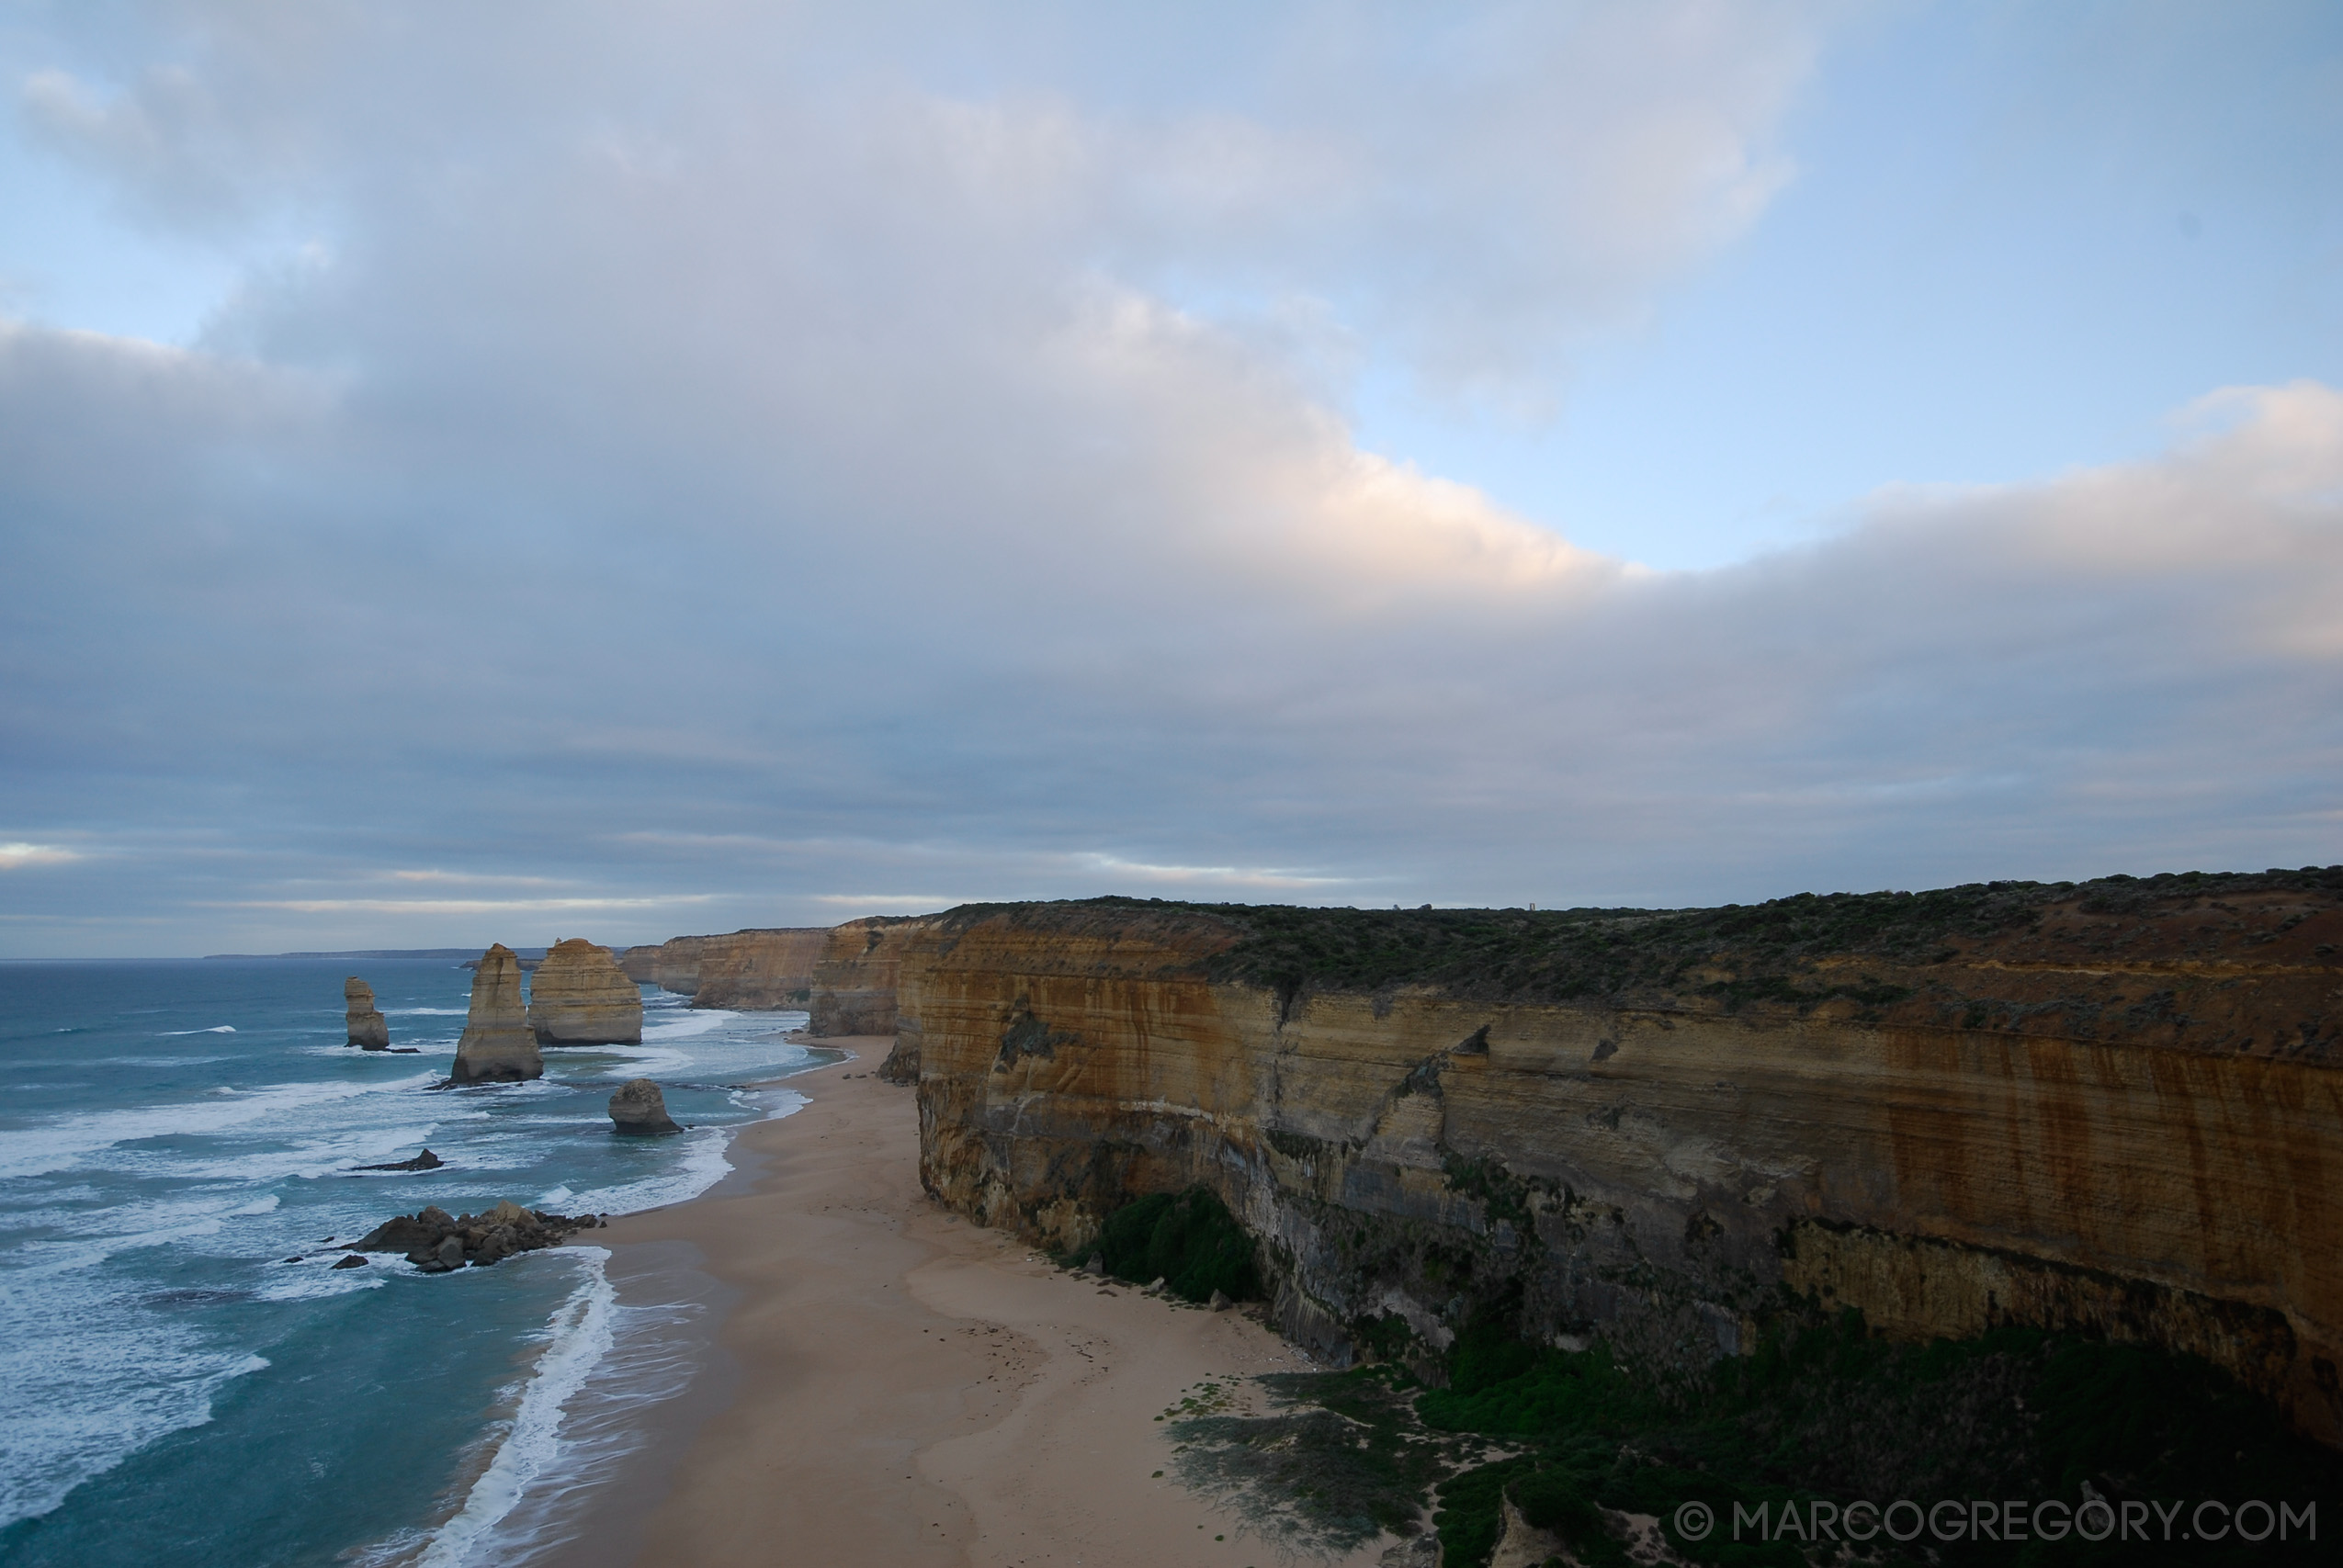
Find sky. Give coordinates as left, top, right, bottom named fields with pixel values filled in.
left=1, top=0, right=2338, bottom=958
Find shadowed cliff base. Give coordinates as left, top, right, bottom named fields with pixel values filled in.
left=879, top=869, right=2343, bottom=1465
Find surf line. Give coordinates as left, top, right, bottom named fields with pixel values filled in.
left=414, top=1247, right=617, bottom=1568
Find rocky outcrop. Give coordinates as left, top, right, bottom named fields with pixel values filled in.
left=345, top=1201, right=600, bottom=1270
left=609, top=1077, right=683, bottom=1135
left=808, top=917, right=931, bottom=1036
left=345, top=977, right=390, bottom=1049
left=451, top=943, right=543, bottom=1084
left=526, top=938, right=644, bottom=1043
left=896, top=874, right=2343, bottom=1446
left=353, top=1148, right=444, bottom=1172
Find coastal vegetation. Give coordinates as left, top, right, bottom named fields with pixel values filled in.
left=1074, top=864, right=2343, bottom=1009
left=1168, top=1305, right=2342, bottom=1566
left=1080, top=1186, right=1262, bottom=1304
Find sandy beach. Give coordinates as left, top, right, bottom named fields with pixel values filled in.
left=585, top=1043, right=1394, bottom=1568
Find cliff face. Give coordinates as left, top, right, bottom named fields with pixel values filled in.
left=526, top=938, right=643, bottom=1043
left=890, top=876, right=2343, bottom=1444
left=808, top=917, right=931, bottom=1037
left=691, top=928, right=832, bottom=1010
left=453, top=943, right=543, bottom=1084
left=617, top=934, right=712, bottom=995
left=616, top=928, right=831, bottom=1010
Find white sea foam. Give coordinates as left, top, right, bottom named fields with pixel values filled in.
left=414, top=1250, right=617, bottom=1568
left=581, top=1043, right=695, bottom=1077
left=162, top=1026, right=238, bottom=1035
left=640, top=1009, right=736, bottom=1042
left=542, top=1128, right=731, bottom=1217
left=0, top=1265, right=270, bottom=1529
left=0, top=1072, right=441, bottom=1180
left=254, top=1259, right=390, bottom=1302
left=446, top=1291, right=713, bottom=1566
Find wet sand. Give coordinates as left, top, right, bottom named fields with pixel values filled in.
left=587, top=1043, right=1396, bottom=1568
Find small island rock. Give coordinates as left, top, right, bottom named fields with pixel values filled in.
left=353, top=1147, right=444, bottom=1172
left=609, top=1077, right=682, bottom=1136
left=345, top=977, right=390, bottom=1050
left=527, top=938, right=644, bottom=1044
left=344, top=1200, right=598, bottom=1270
left=451, top=944, right=543, bottom=1084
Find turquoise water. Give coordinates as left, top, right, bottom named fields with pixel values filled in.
left=0, top=958, right=818, bottom=1567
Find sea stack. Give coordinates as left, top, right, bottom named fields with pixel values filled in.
left=608, top=1077, right=681, bottom=1136
left=527, top=938, right=644, bottom=1044
left=345, top=977, right=390, bottom=1050
left=451, top=944, right=543, bottom=1085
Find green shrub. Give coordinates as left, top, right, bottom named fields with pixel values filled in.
left=1092, top=1186, right=1261, bottom=1303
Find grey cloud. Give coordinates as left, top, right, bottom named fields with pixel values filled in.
left=2, top=4, right=2337, bottom=955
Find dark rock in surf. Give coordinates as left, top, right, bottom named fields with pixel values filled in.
left=352, top=1147, right=444, bottom=1173
left=332, top=1255, right=368, bottom=1269
left=345, top=1200, right=598, bottom=1271
left=608, top=1077, right=682, bottom=1136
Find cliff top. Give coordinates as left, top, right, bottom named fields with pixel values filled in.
left=926, top=865, right=2343, bottom=1056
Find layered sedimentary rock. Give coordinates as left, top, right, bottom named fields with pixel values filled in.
left=690, top=928, right=831, bottom=1010
left=892, top=874, right=2343, bottom=1445
left=616, top=928, right=831, bottom=1009
left=618, top=934, right=713, bottom=994
left=345, top=977, right=390, bottom=1049
left=526, top=938, right=643, bottom=1043
left=608, top=1077, right=682, bottom=1135
left=451, top=944, right=543, bottom=1084
left=808, top=916, right=931, bottom=1037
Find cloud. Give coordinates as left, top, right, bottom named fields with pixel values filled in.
left=0, top=841, right=80, bottom=870
left=0, top=2, right=2336, bottom=956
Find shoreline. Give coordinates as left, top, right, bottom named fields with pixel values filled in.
left=565, top=1040, right=1398, bottom=1568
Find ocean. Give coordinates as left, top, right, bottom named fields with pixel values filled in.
left=0, top=957, right=825, bottom=1567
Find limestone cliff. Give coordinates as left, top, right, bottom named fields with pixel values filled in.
left=616, top=928, right=831, bottom=1010
left=617, top=934, right=711, bottom=994
left=526, top=938, right=644, bottom=1043
left=884, top=873, right=2343, bottom=1445
left=344, top=976, right=390, bottom=1049
left=691, top=928, right=832, bottom=1010
left=808, top=916, right=931, bottom=1038
left=452, top=943, right=543, bottom=1084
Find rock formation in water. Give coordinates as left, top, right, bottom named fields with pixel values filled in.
left=352, top=1148, right=444, bottom=1172
left=617, top=928, right=832, bottom=1010
left=608, top=1077, right=682, bottom=1135
left=526, top=938, right=644, bottom=1043
left=345, top=977, right=390, bottom=1049
left=451, top=944, right=543, bottom=1084
left=821, top=871, right=2343, bottom=1447
left=345, top=1201, right=600, bottom=1270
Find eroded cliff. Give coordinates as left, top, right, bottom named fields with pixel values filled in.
left=617, top=928, right=831, bottom=1010
left=809, top=916, right=931, bottom=1038
left=886, top=873, right=2343, bottom=1444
